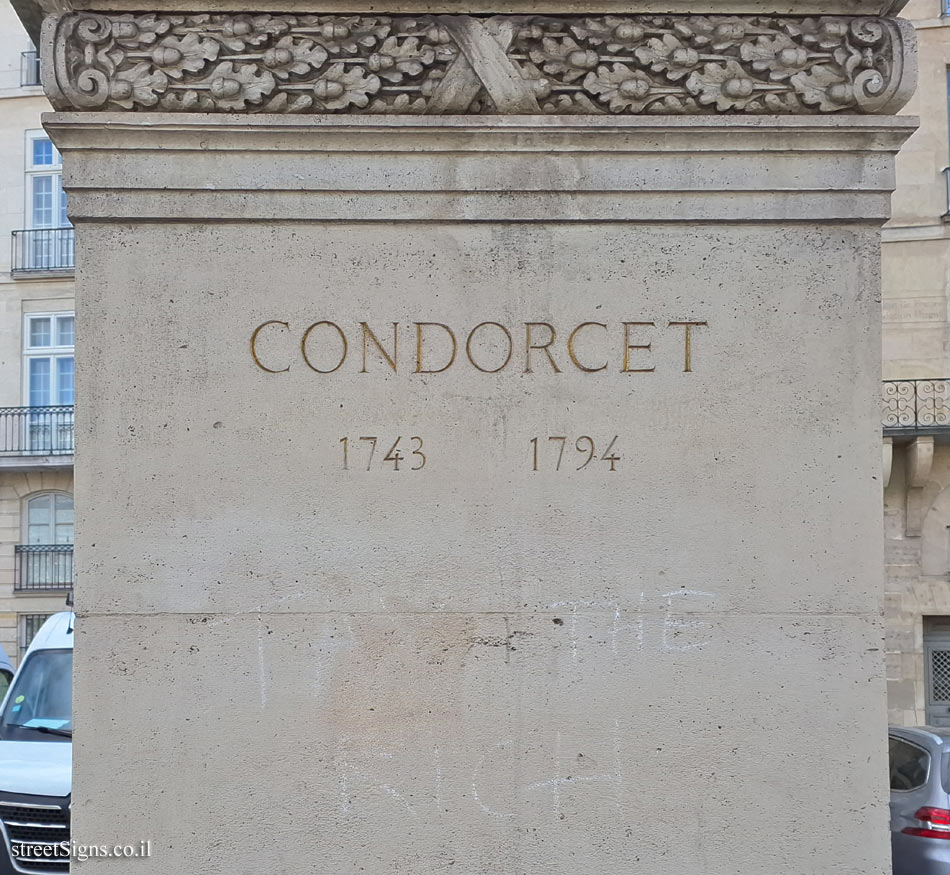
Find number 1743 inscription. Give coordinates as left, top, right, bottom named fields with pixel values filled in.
left=339, top=436, right=426, bottom=471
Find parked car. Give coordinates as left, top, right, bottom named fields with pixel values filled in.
left=889, top=726, right=950, bottom=874
left=0, top=612, right=72, bottom=874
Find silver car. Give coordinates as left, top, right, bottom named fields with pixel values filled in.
left=890, top=726, right=950, bottom=874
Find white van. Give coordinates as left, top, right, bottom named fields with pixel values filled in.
left=0, top=612, right=72, bottom=875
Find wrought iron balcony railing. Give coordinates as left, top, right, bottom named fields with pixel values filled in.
left=0, top=406, right=74, bottom=456
left=11, top=228, right=74, bottom=275
left=14, top=545, right=73, bottom=592
left=20, top=51, right=39, bottom=87
left=883, top=380, right=950, bottom=433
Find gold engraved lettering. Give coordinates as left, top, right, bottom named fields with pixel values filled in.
left=250, top=320, right=291, bottom=373
left=360, top=436, right=377, bottom=470
left=567, top=322, right=608, bottom=373
left=529, top=435, right=621, bottom=471
left=465, top=321, right=513, bottom=373
left=575, top=436, right=595, bottom=469
left=250, top=317, right=710, bottom=378
left=410, top=436, right=426, bottom=470
left=667, top=321, right=708, bottom=373
left=414, top=322, right=458, bottom=374
left=524, top=322, right=561, bottom=374
left=360, top=322, right=399, bottom=373
left=621, top=322, right=656, bottom=374
left=383, top=437, right=404, bottom=470
left=301, top=321, right=347, bottom=374
left=339, top=435, right=426, bottom=471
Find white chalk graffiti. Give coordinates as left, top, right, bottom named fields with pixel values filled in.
left=472, top=740, right=515, bottom=819
left=547, top=589, right=717, bottom=661
left=340, top=723, right=628, bottom=822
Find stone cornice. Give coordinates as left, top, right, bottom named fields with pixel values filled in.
left=43, top=113, right=918, bottom=223
left=43, top=11, right=917, bottom=115
left=32, top=1, right=916, bottom=14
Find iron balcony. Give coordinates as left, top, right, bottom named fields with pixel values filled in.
left=11, top=228, right=74, bottom=277
left=0, top=407, right=74, bottom=470
left=884, top=379, right=950, bottom=437
left=14, top=545, right=73, bottom=593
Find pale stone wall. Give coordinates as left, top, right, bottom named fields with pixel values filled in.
left=25, top=0, right=916, bottom=868
left=47, top=109, right=913, bottom=874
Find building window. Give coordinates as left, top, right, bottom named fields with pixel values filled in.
left=20, top=44, right=40, bottom=87
left=16, top=133, right=74, bottom=273
left=26, top=493, right=74, bottom=546
left=24, top=313, right=74, bottom=408
left=16, top=495, right=74, bottom=591
left=25, top=131, right=68, bottom=231
left=18, top=614, right=53, bottom=659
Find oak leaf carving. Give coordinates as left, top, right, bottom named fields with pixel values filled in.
left=540, top=92, right=605, bottom=114
left=634, top=34, right=700, bottom=81
left=789, top=63, right=854, bottom=111
left=159, top=89, right=215, bottom=111
left=584, top=64, right=656, bottom=112
left=218, top=14, right=290, bottom=51
left=529, top=36, right=598, bottom=83
left=570, top=17, right=645, bottom=52
left=263, top=36, right=329, bottom=78
left=301, top=17, right=391, bottom=55
left=798, top=17, right=850, bottom=51
left=262, top=92, right=314, bottom=111
left=739, top=34, right=810, bottom=80
left=152, top=33, right=220, bottom=78
left=685, top=59, right=758, bottom=111
left=110, top=61, right=168, bottom=108
left=200, top=61, right=276, bottom=110
left=111, top=13, right=170, bottom=48
left=368, top=36, right=436, bottom=83
left=313, top=63, right=380, bottom=109
left=366, top=93, right=427, bottom=112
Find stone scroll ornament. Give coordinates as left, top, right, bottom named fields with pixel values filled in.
left=43, top=12, right=915, bottom=114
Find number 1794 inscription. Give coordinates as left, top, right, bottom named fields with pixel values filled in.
left=530, top=436, right=620, bottom=472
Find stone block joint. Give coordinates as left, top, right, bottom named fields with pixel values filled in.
left=43, top=11, right=916, bottom=115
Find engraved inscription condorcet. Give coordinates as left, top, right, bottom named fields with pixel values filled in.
left=43, top=12, right=915, bottom=115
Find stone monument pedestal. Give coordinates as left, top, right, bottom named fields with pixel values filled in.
left=22, top=2, right=919, bottom=872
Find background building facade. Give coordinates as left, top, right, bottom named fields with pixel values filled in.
left=0, top=1, right=73, bottom=664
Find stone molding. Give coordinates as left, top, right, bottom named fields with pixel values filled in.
left=44, top=114, right=917, bottom=223
left=43, top=11, right=916, bottom=114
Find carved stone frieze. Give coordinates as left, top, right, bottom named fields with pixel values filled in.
left=43, top=12, right=915, bottom=114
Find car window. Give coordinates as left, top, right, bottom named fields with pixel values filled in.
left=890, top=737, right=931, bottom=791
